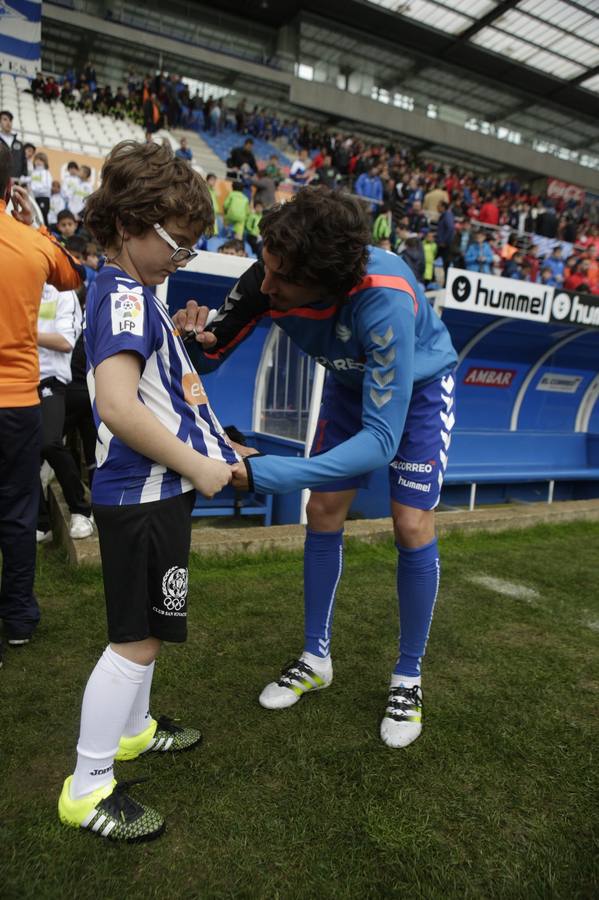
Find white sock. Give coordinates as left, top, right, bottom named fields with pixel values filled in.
left=301, top=650, right=332, bottom=675
left=390, top=674, right=421, bottom=688
left=71, top=646, right=149, bottom=799
left=122, top=660, right=155, bottom=738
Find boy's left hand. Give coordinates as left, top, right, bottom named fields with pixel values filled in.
left=231, top=462, right=249, bottom=491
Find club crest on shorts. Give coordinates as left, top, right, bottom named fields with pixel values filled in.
left=111, top=291, right=144, bottom=337
left=161, top=566, right=188, bottom=612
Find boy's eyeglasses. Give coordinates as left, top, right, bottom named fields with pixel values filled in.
left=153, top=223, right=198, bottom=264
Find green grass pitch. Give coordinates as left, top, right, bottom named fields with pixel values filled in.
left=1, top=521, right=598, bottom=899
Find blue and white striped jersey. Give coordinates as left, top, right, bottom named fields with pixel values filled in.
left=84, top=263, right=237, bottom=506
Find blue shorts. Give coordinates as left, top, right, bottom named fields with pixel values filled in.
left=310, top=371, right=456, bottom=510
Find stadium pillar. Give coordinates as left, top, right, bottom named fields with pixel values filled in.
left=275, top=22, right=299, bottom=70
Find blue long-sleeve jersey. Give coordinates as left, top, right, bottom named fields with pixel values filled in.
left=191, top=247, right=457, bottom=494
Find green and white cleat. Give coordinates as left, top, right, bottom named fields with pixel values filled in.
left=380, top=683, right=423, bottom=748
left=259, top=656, right=332, bottom=710
left=58, top=776, right=165, bottom=842
left=116, top=715, right=202, bottom=761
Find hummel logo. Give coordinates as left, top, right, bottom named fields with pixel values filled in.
left=335, top=322, right=352, bottom=342
left=370, top=387, right=392, bottom=408
left=371, top=326, right=394, bottom=348
left=373, top=348, right=395, bottom=367
left=373, top=368, right=395, bottom=388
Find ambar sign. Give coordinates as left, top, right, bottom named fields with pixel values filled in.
left=463, top=367, right=517, bottom=388
left=446, top=270, right=551, bottom=323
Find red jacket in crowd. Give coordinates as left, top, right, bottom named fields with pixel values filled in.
left=478, top=200, right=500, bottom=226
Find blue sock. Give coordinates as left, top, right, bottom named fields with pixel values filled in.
left=394, top=538, right=440, bottom=678
left=303, top=528, right=344, bottom=658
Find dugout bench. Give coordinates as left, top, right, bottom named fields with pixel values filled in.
left=444, top=431, right=599, bottom=510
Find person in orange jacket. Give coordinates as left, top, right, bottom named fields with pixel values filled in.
left=0, top=142, right=84, bottom=652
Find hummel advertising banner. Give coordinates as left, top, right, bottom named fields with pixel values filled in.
left=549, top=290, right=599, bottom=329
left=445, top=268, right=599, bottom=331
left=0, top=0, right=41, bottom=78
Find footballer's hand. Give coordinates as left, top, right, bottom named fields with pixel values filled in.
left=192, top=457, right=232, bottom=498
left=227, top=440, right=260, bottom=459
left=172, top=300, right=217, bottom=348
left=231, top=462, right=249, bottom=491
left=11, top=185, right=34, bottom=226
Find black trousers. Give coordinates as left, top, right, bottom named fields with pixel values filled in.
left=64, top=385, right=96, bottom=487
left=0, top=406, right=42, bottom=639
left=38, top=378, right=91, bottom=532
left=36, top=196, right=50, bottom=226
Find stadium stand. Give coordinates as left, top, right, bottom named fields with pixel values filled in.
left=198, top=128, right=290, bottom=174
left=3, top=40, right=599, bottom=521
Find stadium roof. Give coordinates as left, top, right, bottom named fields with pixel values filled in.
left=209, top=0, right=599, bottom=126
left=42, top=0, right=599, bottom=175
left=367, top=0, right=599, bottom=87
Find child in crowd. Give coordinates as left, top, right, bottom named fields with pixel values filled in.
left=544, top=245, right=565, bottom=286
left=265, top=153, right=282, bottom=183
left=503, top=250, right=524, bottom=280
left=24, top=142, right=36, bottom=178
left=48, top=180, right=65, bottom=227
left=29, top=152, right=52, bottom=225
left=223, top=180, right=249, bottom=239
left=61, top=160, right=80, bottom=212
left=85, top=241, right=100, bottom=273
left=205, top=173, right=220, bottom=235
left=245, top=199, right=263, bottom=258
left=57, top=139, right=236, bottom=843
left=372, top=203, right=391, bottom=246
left=538, top=265, right=557, bottom=287
left=217, top=237, right=247, bottom=257
left=54, top=209, right=78, bottom=242
left=65, top=235, right=98, bottom=288
left=423, top=229, right=438, bottom=287
left=70, top=165, right=93, bottom=221
left=36, top=282, right=94, bottom=543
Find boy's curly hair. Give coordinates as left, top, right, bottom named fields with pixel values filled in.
left=85, top=140, right=214, bottom=248
left=259, top=186, right=370, bottom=296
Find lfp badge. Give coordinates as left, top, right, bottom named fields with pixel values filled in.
left=111, top=292, right=144, bottom=336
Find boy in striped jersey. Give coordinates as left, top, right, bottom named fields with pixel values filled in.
left=58, top=141, right=237, bottom=842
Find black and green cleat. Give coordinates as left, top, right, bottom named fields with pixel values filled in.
left=116, top=715, right=202, bottom=761
left=58, top=776, right=165, bottom=842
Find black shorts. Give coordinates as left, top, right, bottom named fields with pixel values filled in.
left=93, top=491, right=195, bottom=644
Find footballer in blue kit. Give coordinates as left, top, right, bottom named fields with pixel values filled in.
left=182, top=186, right=458, bottom=750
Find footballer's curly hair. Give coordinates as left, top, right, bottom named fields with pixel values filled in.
left=259, top=186, right=370, bottom=296
left=84, top=140, right=214, bottom=248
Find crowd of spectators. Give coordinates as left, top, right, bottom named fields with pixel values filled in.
left=28, top=64, right=201, bottom=134
left=15, top=63, right=599, bottom=292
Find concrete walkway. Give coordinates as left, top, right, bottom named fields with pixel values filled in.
left=171, top=127, right=227, bottom=178
left=48, top=486, right=599, bottom=566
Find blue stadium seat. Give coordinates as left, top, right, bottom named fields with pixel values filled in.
left=445, top=430, right=599, bottom=508
left=195, top=127, right=290, bottom=169
left=192, top=485, right=273, bottom=526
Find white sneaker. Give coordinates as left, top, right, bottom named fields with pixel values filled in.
left=259, top=655, right=333, bottom=710
left=40, top=461, right=55, bottom=493
left=36, top=529, right=53, bottom=543
left=69, top=514, right=94, bottom=539
left=380, top=682, right=423, bottom=748
left=7, top=636, right=31, bottom=646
